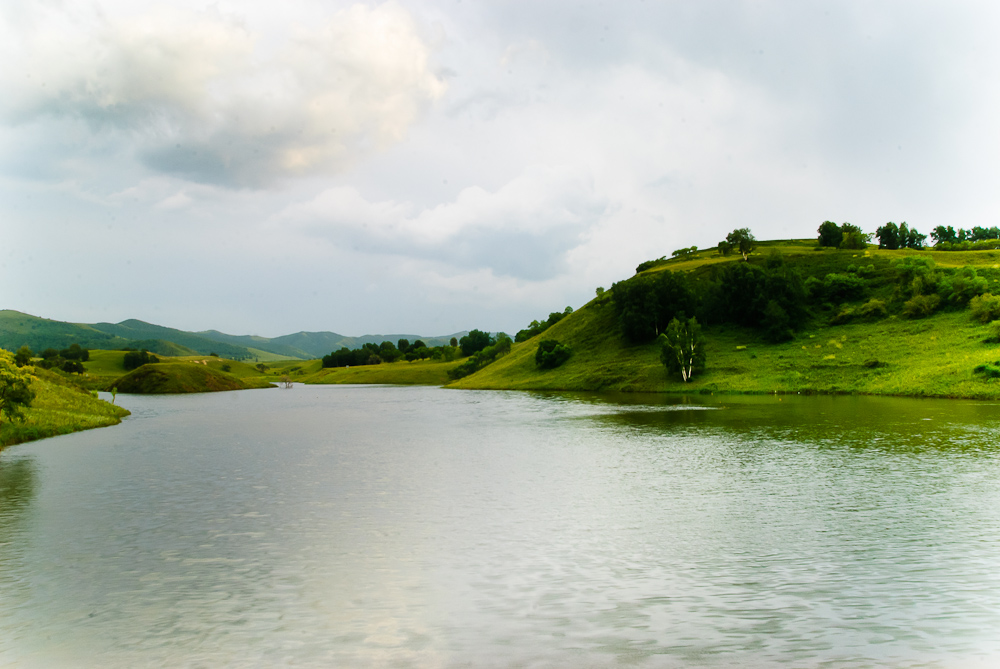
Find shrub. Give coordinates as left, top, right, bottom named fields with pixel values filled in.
left=822, top=273, right=866, bottom=302
left=831, top=306, right=855, bottom=325
left=535, top=339, right=572, bottom=369
left=970, top=293, right=1000, bottom=323
left=983, top=321, right=1000, bottom=344
left=973, top=363, right=1000, bottom=379
left=942, top=267, right=988, bottom=305
left=858, top=298, right=888, bottom=319
left=902, top=294, right=941, bottom=319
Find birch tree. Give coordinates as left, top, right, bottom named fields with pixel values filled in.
left=658, top=316, right=705, bottom=383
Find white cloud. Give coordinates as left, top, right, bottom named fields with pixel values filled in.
left=1, top=2, right=446, bottom=187
left=275, top=165, right=609, bottom=280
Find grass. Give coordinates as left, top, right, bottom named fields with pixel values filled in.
left=298, top=359, right=462, bottom=385
left=453, top=241, right=1000, bottom=399
left=1, top=367, right=129, bottom=448
left=114, top=362, right=275, bottom=394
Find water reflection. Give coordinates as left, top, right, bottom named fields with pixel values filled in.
left=1, top=388, right=1000, bottom=667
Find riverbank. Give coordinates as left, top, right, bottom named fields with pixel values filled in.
left=0, top=367, right=129, bottom=448
left=451, top=296, right=1000, bottom=399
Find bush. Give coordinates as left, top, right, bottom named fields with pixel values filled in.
left=821, top=273, right=867, bottom=303
left=973, top=362, right=1000, bottom=379
left=123, top=349, right=159, bottom=371
left=535, top=340, right=572, bottom=369
left=902, top=294, right=941, bottom=319
left=970, top=293, right=1000, bottom=323
left=984, top=321, right=1000, bottom=344
left=858, top=298, right=888, bottom=319
left=943, top=267, right=988, bottom=305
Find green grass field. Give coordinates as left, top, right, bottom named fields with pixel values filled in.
left=114, top=362, right=275, bottom=394
left=299, top=359, right=461, bottom=385
left=453, top=240, right=1000, bottom=399
left=1, top=367, right=129, bottom=448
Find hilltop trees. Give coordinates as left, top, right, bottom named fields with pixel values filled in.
left=515, top=307, right=573, bottom=342
left=818, top=221, right=870, bottom=249
left=875, top=222, right=926, bottom=250
left=726, top=228, right=756, bottom=260
left=610, top=270, right=698, bottom=343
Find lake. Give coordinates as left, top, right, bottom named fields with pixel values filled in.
left=2, top=386, right=1000, bottom=667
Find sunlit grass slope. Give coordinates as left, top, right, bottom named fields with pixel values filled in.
left=1, top=367, right=129, bottom=448
left=453, top=240, right=1000, bottom=398
left=299, top=359, right=461, bottom=385
left=113, top=363, right=275, bottom=394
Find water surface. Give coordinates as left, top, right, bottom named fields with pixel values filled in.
left=2, top=387, right=1000, bottom=667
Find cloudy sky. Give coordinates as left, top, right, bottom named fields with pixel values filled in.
left=3, top=1, right=1000, bottom=337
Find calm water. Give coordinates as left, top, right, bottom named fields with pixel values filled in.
left=2, top=387, right=1000, bottom=668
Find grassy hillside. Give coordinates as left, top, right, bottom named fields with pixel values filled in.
left=0, top=310, right=131, bottom=352
left=298, top=359, right=461, bottom=385
left=90, top=319, right=251, bottom=359
left=1, top=367, right=129, bottom=448
left=113, top=362, right=275, bottom=394
left=453, top=240, right=1000, bottom=399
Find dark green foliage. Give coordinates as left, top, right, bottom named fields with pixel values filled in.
left=450, top=337, right=458, bottom=348
left=60, top=360, right=85, bottom=374
left=970, top=293, right=1000, bottom=323
left=322, top=342, right=384, bottom=368
left=892, top=257, right=939, bottom=299
left=448, top=335, right=512, bottom=380
left=726, top=228, right=756, bottom=260
left=535, top=339, right=572, bottom=369
left=941, top=267, right=988, bottom=305
left=14, top=345, right=33, bottom=367
left=712, top=253, right=807, bottom=333
left=717, top=240, right=733, bottom=256
left=840, top=224, right=870, bottom=250
left=973, top=362, right=1000, bottom=379
left=658, top=316, right=705, bottom=382
left=610, top=270, right=698, bottom=343
left=762, top=300, right=793, bottom=342
left=878, top=222, right=926, bottom=250
left=61, top=343, right=89, bottom=361
left=459, top=329, right=494, bottom=357
left=932, top=226, right=1000, bottom=247
left=875, top=222, right=901, bottom=250
left=813, top=273, right=866, bottom=303
left=397, top=339, right=410, bottom=353
left=515, top=307, right=574, bottom=342
left=671, top=246, right=697, bottom=257
left=123, top=349, right=160, bottom=371
left=636, top=257, right=667, bottom=273
left=817, top=221, right=841, bottom=247
left=902, top=294, right=941, bottom=318
left=379, top=341, right=401, bottom=362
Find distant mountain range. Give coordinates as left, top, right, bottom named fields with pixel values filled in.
left=0, top=310, right=466, bottom=361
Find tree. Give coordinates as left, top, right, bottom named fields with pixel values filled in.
left=658, top=317, right=705, bottom=382
left=875, top=222, right=900, bottom=250
left=726, top=228, right=756, bottom=260
left=839, top=224, right=870, bottom=250
left=459, top=329, right=494, bottom=357
left=931, top=225, right=958, bottom=245
left=14, top=345, right=33, bottom=367
left=535, top=339, right=572, bottom=369
left=450, top=337, right=458, bottom=348
left=397, top=339, right=410, bottom=353
left=1, top=348, right=35, bottom=427
left=817, top=221, right=841, bottom=247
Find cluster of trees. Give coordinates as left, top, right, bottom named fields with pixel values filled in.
left=515, top=307, right=573, bottom=342
left=611, top=250, right=807, bottom=344
left=323, top=337, right=463, bottom=368
left=448, top=333, right=513, bottom=379
left=124, top=349, right=160, bottom=371
left=16, top=343, right=92, bottom=374
left=1, top=348, right=35, bottom=427
left=817, top=221, right=871, bottom=250
left=874, top=222, right=926, bottom=250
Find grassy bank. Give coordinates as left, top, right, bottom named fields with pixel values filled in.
left=452, top=241, right=1000, bottom=399
left=1, top=367, right=129, bottom=448
left=114, top=362, right=275, bottom=394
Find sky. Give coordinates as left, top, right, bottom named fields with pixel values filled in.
left=3, top=0, right=1000, bottom=338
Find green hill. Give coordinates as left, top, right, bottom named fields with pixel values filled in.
left=90, top=320, right=251, bottom=359
left=452, top=240, right=1000, bottom=399
left=0, top=366, right=129, bottom=448
left=0, top=310, right=131, bottom=352
left=112, top=363, right=275, bottom=394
